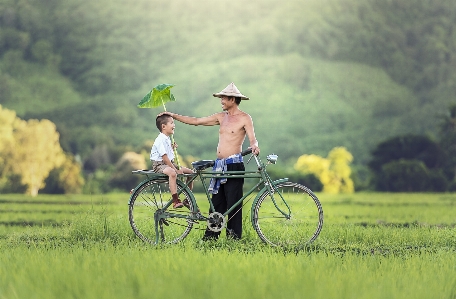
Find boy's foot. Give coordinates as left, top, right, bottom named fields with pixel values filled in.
left=172, top=200, right=184, bottom=208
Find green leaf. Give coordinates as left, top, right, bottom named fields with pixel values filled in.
left=137, top=84, right=176, bottom=108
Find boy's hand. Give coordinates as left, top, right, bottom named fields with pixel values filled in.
left=176, top=169, right=184, bottom=175
left=172, top=142, right=178, bottom=150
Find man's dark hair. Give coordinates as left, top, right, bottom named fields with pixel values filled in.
left=226, top=96, right=241, bottom=105
left=156, top=114, right=172, bottom=132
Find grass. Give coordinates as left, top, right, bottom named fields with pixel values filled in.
left=0, top=192, right=455, bottom=299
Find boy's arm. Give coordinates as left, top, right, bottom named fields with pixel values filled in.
left=162, top=154, right=183, bottom=174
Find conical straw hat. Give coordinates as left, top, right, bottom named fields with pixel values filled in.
left=213, top=82, right=249, bottom=100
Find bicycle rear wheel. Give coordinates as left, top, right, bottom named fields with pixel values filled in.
left=252, top=182, right=323, bottom=247
left=129, top=178, right=195, bottom=244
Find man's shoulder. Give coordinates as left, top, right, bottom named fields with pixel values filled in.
left=238, top=110, right=253, bottom=121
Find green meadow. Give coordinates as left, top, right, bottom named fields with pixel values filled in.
left=0, top=192, right=455, bottom=299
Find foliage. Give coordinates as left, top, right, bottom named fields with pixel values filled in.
left=369, top=130, right=452, bottom=192
left=0, top=105, right=83, bottom=195
left=8, top=118, right=65, bottom=196
left=108, top=151, right=147, bottom=192
left=438, top=103, right=456, bottom=181
left=1, top=0, right=456, bottom=192
left=41, top=154, right=85, bottom=194
left=368, top=134, right=444, bottom=172
left=294, top=147, right=354, bottom=193
left=378, top=159, right=431, bottom=192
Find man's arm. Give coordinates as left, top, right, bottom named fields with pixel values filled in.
left=244, top=114, right=260, bottom=155
left=159, top=112, right=221, bottom=126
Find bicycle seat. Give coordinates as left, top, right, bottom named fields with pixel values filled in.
left=191, top=160, right=214, bottom=171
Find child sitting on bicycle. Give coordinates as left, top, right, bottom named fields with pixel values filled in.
left=150, top=114, right=194, bottom=209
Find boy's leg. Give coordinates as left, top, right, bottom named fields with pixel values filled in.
left=181, top=167, right=194, bottom=190
left=162, top=166, right=178, bottom=194
left=162, top=167, right=183, bottom=208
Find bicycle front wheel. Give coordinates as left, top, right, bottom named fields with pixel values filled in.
left=129, top=178, right=195, bottom=245
left=252, top=182, right=323, bottom=247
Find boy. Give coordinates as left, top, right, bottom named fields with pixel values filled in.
left=150, top=114, right=193, bottom=208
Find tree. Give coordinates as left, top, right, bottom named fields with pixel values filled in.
left=438, top=104, right=456, bottom=182
left=294, top=147, right=354, bottom=194
left=41, top=154, right=85, bottom=194
left=368, top=134, right=444, bottom=172
left=379, top=159, right=430, bottom=192
left=108, top=151, right=146, bottom=191
left=369, top=134, right=446, bottom=191
left=0, top=105, right=17, bottom=189
left=8, top=118, right=65, bottom=196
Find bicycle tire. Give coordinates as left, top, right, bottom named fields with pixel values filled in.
left=129, top=178, right=195, bottom=244
left=252, top=182, right=323, bottom=247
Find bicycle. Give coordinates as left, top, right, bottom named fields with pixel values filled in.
left=128, top=149, right=323, bottom=247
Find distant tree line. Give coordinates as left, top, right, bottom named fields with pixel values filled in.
left=368, top=104, right=456, bottom=192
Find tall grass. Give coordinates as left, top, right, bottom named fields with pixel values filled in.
left=0, top=192, right=455, bottom=299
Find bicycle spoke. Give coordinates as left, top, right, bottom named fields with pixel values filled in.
left=129, top=179, right=195, bottom=244
left=253, top=182, right=323, bottom=247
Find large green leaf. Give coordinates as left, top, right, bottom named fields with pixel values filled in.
left=137, top=84, right=176, bottom=108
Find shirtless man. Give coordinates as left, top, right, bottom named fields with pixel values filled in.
left=161, top=82, right=260, bottom=240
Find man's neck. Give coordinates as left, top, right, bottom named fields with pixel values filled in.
left=225, top=106, right=241, bottom=116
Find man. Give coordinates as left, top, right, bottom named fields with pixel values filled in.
left=161, top=82, right=260, bottom=240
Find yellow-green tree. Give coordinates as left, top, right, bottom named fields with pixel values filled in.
left=1, top=106, right=84, bottom=195
left=8, top=118, right=65, bottom=196
left=0, top=105, right=17, bottom=188
left=48, top=154, right=85, bottom=194
left=294, top=147, right=354, bottom=193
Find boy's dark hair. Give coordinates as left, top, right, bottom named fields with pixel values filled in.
left=156, top=114, right=172, bottom=132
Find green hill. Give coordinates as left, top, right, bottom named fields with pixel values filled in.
left=1, top=0, right=455, bottom=173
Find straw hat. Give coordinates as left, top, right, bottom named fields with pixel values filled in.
left=213, top=82, right=249, bottom=100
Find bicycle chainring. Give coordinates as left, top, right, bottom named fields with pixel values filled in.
left=206, top=212, right=226, bottom=232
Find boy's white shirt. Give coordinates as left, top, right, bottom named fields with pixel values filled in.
left=150, top=132, right=175, bottom=161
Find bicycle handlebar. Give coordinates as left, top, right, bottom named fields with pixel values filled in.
left=241, top=148, right=253, bottom=156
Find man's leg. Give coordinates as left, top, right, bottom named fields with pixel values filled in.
left=202, top=185, right=227, bottom=240
left=225, top=163, right=245, bottom=239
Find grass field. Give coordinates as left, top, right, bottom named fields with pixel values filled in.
left=0, top=192, right=455, bottom=299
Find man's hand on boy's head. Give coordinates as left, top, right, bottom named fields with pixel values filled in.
left=158, top=112, right=173, bottom=118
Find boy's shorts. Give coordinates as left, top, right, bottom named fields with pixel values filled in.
left=152, top=160, right=178, bottom=173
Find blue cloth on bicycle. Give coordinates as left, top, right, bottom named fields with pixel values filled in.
left=208, top=153, right=243, bottom=194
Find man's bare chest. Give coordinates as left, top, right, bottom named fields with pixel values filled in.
left=219, top=115, right=245, bottom=135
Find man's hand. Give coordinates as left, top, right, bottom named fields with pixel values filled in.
left=158, top=112, right=174, bottom=118
left=250, top=144, right=260, bottom=155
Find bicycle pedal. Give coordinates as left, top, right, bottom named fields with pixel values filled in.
left=161, top=219, right=169, bottom=226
